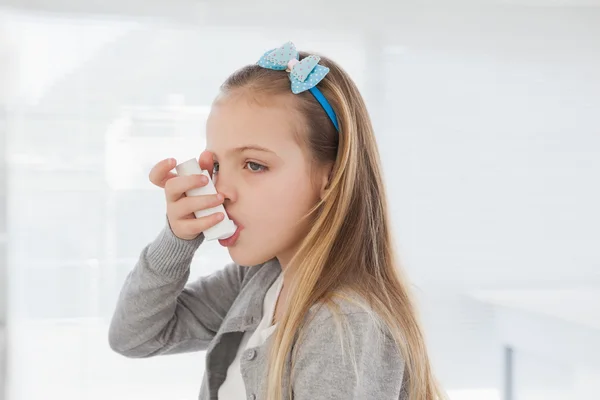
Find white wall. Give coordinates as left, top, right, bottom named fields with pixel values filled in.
left=0, top=14, right=12, bottom=400
left=379, top=9, right=600, bottom=290
left=377, top=10, right=600, bottom=397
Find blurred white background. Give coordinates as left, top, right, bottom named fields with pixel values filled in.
left=0, top=1, right=599, bottom=400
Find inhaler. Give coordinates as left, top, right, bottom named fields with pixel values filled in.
left=175, top=158, right=237, bottom=241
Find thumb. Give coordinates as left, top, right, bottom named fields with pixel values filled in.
left=199, top=150, right=215, bottom=178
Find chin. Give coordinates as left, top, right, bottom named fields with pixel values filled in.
left=227, top=245, right=274, bottom=268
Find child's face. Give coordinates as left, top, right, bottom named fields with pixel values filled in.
left=206, top=94, right=325, bottom=268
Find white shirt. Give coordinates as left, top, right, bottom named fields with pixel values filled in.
left=217, top=272, right=284, bottom=399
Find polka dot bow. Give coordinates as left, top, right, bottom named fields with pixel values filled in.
left=257, top=41, right=330, bottom=94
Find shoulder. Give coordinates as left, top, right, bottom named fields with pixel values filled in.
left=305, top=291, right=387, bottom=333
left=300, top=291, right=402, bottom=360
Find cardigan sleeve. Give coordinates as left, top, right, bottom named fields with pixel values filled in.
left=108, top=223, right=248, bottom=357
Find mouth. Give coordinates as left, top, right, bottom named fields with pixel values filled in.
left=218, top=218, right=243, bottom=247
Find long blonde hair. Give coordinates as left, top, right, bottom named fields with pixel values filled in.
left=221, top=51, right=446, bottom=400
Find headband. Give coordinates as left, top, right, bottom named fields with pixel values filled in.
left=256, top=41, right=340, bottom=132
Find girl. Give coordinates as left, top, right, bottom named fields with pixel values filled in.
left=109, top=42, right=446, bottom=400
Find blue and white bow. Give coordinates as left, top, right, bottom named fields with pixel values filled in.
left=256, top=41, right=339, bottom=131
left=257, top=41, right=330, bottom=94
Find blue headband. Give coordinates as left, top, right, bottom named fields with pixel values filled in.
left=256, top=41, right=340, bottom=132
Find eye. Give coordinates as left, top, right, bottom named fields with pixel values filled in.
left=212, top=162, right=219, bottom=174
left=245, top=161, right=267, bottom=173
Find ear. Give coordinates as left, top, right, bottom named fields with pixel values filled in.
left=319, top=164, right=334, bottom=199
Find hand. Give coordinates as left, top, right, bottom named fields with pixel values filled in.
left=148, top=151, right=224, bottom=240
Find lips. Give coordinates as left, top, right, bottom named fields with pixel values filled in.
left=219, top=223, right=243, bottom=247
left=218, top=214, right=243, bottom=247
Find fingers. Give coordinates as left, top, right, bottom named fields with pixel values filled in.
left=150, top=154, right=225, bottom=240
left=168, top=193, right=225, bottom=220
left=172, top=212, right=225, bottom=240
left=164, top=174, right=209, bottom=203
left=149, top=158, right=178, bottom=188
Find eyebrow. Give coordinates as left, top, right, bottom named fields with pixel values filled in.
left=227, top=145, right=276, bottom=156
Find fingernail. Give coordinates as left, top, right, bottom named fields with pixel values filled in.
left=217, top=213, right=224, bottom=220
left=199, top=175, right=208, bottom=184
left=216, top=193, right=224, bottom=201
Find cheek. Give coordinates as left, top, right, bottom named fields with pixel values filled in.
left=230, top=173, right=317, bottom=265
left=274, top=176, right=316, bottom=216
left=251, top=173, right=317, bottom=231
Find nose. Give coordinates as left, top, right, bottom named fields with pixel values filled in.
left=213, top=169, right=238, bottom=204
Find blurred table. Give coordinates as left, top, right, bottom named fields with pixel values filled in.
left=471, top=288, right=600, bottom=400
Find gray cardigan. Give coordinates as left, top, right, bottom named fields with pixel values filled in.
left=108, top=224, right=408, bottom=400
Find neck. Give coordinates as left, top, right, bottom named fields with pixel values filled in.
left=276, top=240, right=302, bottom=281
left=273, top=244, right=302, bottom=323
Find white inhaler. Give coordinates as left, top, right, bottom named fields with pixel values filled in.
left=175, top=158, right=237, bottom=241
